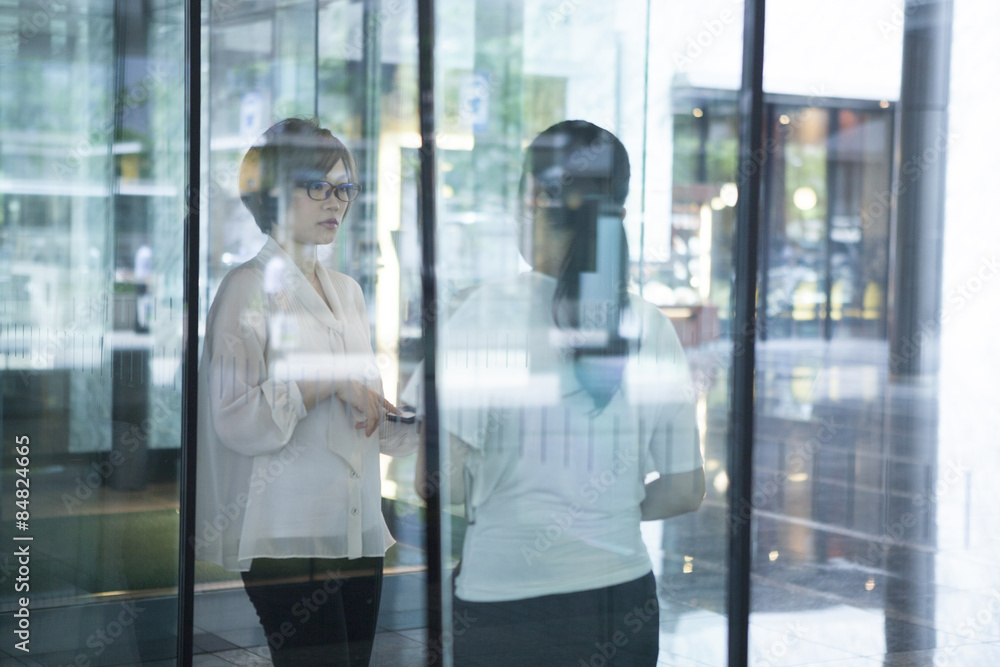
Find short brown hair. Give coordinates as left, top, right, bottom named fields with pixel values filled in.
left=238, top=118, right=357, bottom=234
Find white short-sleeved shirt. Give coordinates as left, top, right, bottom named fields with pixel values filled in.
left=430, top=272, right=702, bottom=602
left=195, top=237, right=416, bottom=572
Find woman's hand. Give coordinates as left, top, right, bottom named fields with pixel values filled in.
left=337, top=379, right=400, bottom=437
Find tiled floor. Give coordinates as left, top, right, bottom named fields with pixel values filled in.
left=189, top=630, right=428, bottom=666
left=5, top=337, right=1000, bottom=665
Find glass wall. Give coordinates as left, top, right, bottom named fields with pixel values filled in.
left=1, top=0, right=186, bottom=663
left=191, top=0, right=427, bottom=662
left=4, top=0, right=1000, bottom=665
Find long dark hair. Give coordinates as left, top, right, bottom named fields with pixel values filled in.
left=522, top=120, right=632, bottom=411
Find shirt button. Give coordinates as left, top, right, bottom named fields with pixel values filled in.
left=350, top=470, right=359, bottom=479
left=351, top=507, right=359, bottom=516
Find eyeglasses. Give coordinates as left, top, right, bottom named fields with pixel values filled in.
left=298, top=181, right=361, bottom=203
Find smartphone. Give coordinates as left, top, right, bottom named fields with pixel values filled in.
left=386, top=409, right=418, bottom=424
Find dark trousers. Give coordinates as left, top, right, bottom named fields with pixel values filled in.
left=241, top=557, right=383, bottom=667
left=452, top=571, right=659, bottom=666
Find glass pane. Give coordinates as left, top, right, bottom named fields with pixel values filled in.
left=749, top=0, right=1000, bottom=665
left=759, top=103, right=893, bottom=341
left=419, top=1, right=744, bottom=664
left=192, top=1, right=426, bottom=664
left=1, top=0, right=186, bottom=663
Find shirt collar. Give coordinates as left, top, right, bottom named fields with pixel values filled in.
left=258, top=236, right=343, bottom=332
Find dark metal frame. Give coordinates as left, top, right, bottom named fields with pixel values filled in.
left=178, top=0, right=200, bottom=664
left=728, top=1, right=765, bottom=666
left=417, top=0, right=445, bottom=660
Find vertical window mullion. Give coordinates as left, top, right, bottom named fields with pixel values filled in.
left=177, top=0, right=202, bottom=664
left=728, top=0, right=766, bottom=665
left=417, top=0, right=443, bottom=664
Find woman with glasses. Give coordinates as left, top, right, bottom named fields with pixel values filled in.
left=195, top=118, right=417, bottom=666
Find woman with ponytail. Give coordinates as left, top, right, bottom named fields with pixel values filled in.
left=421, top=120, right=705, bottom=666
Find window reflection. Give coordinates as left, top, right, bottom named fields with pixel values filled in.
left=669, top=92, right=893, bottom=344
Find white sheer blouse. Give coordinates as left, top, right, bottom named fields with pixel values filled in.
left=195, top=237, right=416, bottom=572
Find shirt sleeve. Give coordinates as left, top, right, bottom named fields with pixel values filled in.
left=342, top=275, right=418, bottom=457
left=378, top=418, right=420, bottom=456
left=638, top=302, right=704, bottom=476
left=205, top=269, right=308, bottom=457
left=645, top=399, right=702, bottom=476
